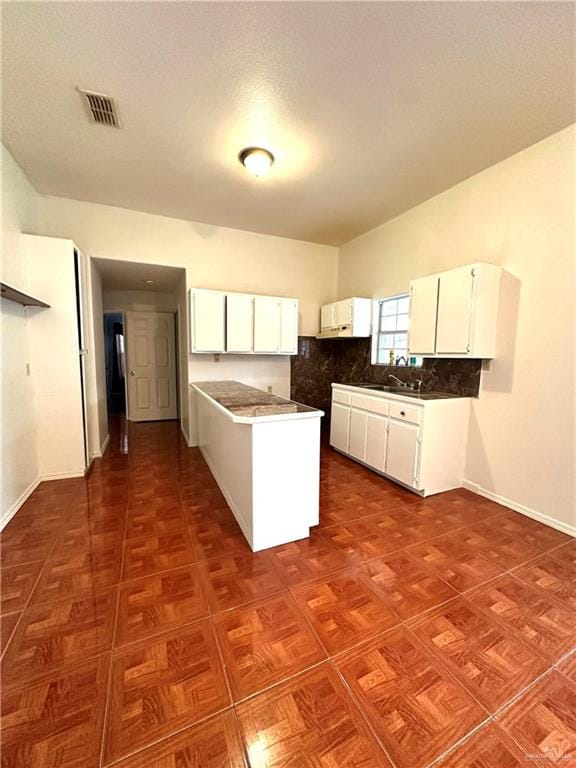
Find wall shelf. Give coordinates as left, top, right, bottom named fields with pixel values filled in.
left=1, top=282, right=50, bottom=308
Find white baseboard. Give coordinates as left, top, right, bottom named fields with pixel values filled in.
left=1, top=476, right=41, bottom=531
left=462, top=480, right=576, bottom=538
left=100, top=433, right=110, bottom=456
left=180, top=421, right=196, bottom=448
left=38, top=470, right=86, bottom=482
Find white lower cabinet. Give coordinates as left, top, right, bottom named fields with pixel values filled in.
left=348, top=409, right=368, bottom=462
left=330, top=384, right=470, bottom=496
left=365, top=413, right=388, bottom=472
left=330, top=402, right=350, bottom=454
left=386, top=419, right=420, bottom=489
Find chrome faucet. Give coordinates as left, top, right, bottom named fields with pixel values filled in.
left=388, top=374, right=408, bottom=388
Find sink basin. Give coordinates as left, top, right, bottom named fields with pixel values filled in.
left=354, top=383, right=415, bottom=394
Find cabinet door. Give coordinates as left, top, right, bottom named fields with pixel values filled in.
left=330, top=402, right=350, bottom=453
left=408, top=275, right=438, bottom=355
left=321, top=303, right=335, bottom=330
left=386, top=419, right=420, bottom=487
left=348, top=408, right=367, bottom=462
left=278, top=299, right=298, bottom=354
left=226, top=294, right=253, bottom=353
left=436, top=267, right=474, bottom=354
left=253, top=296, right=280, bottom=353
left=191, top=290, right=225, bottom=352
left=365, top=413, right=388, bottom=472
left=335, top=299, right=353, bottom=326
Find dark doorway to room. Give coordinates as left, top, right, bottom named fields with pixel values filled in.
left=104, top=312, right=126, bottom=416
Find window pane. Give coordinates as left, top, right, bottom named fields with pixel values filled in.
left=379, top=315, right=396, bottom=332
left=395, top=313, right=409, bottom=331
left=378, top=333, right=395, bottom=349
left=380, top=299, right=397, bottom=316
left=397, top=296, right=409, bottom=314
left=394, top=333, right=407, bottom=348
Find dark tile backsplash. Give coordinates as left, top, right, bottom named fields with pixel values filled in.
left=290, top=336, right=481, bottom=422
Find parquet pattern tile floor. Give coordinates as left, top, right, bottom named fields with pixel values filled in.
left=1, top=418, right=574, bottom=767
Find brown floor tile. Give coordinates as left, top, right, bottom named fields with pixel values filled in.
left=427, top=488, right=508, bottom=527
left=0, top=560, right=43, bottom=613
left=104, top=621, right=230, bottom=764
left=235, top=663, right=393, bottom=767
left=335, top=626, right=487, bottom=768
left=214, top=591, right=326, bottom=700
left=1, top=655, right=110, bottom=768
left=497, top=672, right=576, bottom=767
left=188, top=520, right=252, bottom=560
left=513, top=555, right=576, bottom=612
left=111, top=710, right=246, bottom=767
left=0, top=529, right=56, bottom=566
left=449, top=523, right=548, bottom=569
left=407, top=534, right=505, bottom=592
left=319, top=519, right=400, bottom=564
left=122, top=529, right=196, bottom=580
left=1, top=587, right=117, bottom=688
left=1, top=611, right=21, bottom=655
left=360, top=552, right=458, bottom=620
left=495, top=512, right=573, bottom=550
left=559, top=652, right=576, bottom=683
left=436, top=722, right=538, bottom=767
left=266, top=535, right=348, bottom=587
left=125, top=501, right=187, bottom=539
left=367, top=507, right=443, bottom=548
left=410, top=597, right=549, bottom=712
left=552, top=540, right=576, bottom=568
left=469, top=575, right=576, bottom=663
left=292, top=570, right=400, bottom=654
left=201, top=552, right=285, bottom=614
left=184, top=502, right=237, bottom=527
left=116, top=565, right=209, bottom=647
left=30, top=543, right=123, bottom=604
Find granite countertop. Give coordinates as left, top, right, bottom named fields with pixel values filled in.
left=335, top=382, right=470, bottom=402
left=191, top=380, right=323, bottom=423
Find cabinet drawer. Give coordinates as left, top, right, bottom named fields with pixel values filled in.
left=332, top=389, right=351, bottom=405
left=389, top=401, right=422, bottom=425
left=350, top=393, right=389, bottom=416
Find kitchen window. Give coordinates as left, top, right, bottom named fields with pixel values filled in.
left=372, top=294, right=422, bottom=366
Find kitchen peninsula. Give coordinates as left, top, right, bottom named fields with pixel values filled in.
left=191, top=380, right=323, bottom=551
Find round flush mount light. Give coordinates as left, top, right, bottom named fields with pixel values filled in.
left=143, top=279, right=154, bottom=285
left=238, top=147, right=275, bottom=177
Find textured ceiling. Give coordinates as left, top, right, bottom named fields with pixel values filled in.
left=2, top=2, right=575, bottom=245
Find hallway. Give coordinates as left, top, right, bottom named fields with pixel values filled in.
left=1, top=419, right=575, bottom=767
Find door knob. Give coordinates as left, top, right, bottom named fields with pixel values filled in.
left=129, top=370, right=135, bottom=376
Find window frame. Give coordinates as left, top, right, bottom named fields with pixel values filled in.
left=371, top=293, right=420, bottom=367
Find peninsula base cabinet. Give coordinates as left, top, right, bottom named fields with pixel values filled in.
left=330, top=384, right=470, bottom=496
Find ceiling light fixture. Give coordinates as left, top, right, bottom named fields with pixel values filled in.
left=239, top=147, right=274, bottom=177
left=144, top=279, right=154, bottom=285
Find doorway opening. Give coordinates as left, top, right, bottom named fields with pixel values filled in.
left=103, top=312, right=127, bottom=416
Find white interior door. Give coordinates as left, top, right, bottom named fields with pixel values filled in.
left=126, top=311, right=178, bottom=422
left=278, top=299, right=298, bottom=354
left=408, top=275, right=439, bottom=355
left=253, top=296, right=280, bottom=353
left=226, top=293, right=253, bottom=352
left=436, top=268, right=474, bottom=354
left=386, top=419, right=420, bottom=487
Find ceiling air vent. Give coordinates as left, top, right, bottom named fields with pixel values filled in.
left=78, top=89, right=120, bottom=127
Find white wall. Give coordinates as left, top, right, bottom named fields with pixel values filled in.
left=338, top=125, right=576, bottom=532
left=102, top=289, right=178, bottom=313
left=1, top=146, right=40, bottom=525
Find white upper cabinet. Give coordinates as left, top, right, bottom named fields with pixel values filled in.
left=318, top=297, right=371, bottom=338
left=253, top=295, right=281, bottom=353
left=226, top=293, right=253, bottom=353
left=189, top=289, right=298, bottom=355
left=408, top=262, right=502, bottom=358
left=407, top=275, right=439, bottom=355
left=190, top=290, right=226, bottom=353
left=278, top=298, right=298, bottom=354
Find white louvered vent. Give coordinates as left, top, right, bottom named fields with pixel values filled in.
left=78, top=89, right=120, bottom=127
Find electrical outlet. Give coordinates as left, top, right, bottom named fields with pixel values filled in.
left=267, top=385, right=273, bottom=393
left=26, top=363, right=30, bottom=376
